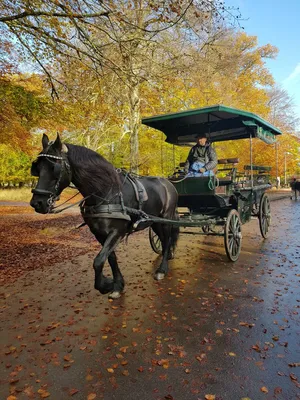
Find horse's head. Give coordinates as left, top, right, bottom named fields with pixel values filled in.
left=30, top=133, right=71, bottom=214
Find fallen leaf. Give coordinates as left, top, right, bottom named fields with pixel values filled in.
left=260, top=386, right=268, bottom=393
left=119, top=346, right=128, bottom=353
left=69, top=388, right=79, bottom=396
left=107, top=368, right=114, bottom=373
left=87, top=394, right=96, bottom=400
left=290, top=373, right=297, bottom=381
left=37, top=389, right=51, bottom=398
left=204, top=395, right=216, bottom=400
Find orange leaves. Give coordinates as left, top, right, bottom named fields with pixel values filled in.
left=119, top=346, right=129, bottom=353
left=87, top=394, right=97, bottom=400
left=37, top=389, right=51, bottom=398
left=204, top=395, right=216, bottom=400
left=69, top=388, right=79, bottom=396
left=260, top=386, right=268, bottom=393
left=239, top=322, right=255, bottom=328
left=252, top=344, right=261, bottom=353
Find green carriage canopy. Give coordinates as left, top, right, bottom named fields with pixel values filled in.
left=142, top=105, right=282, bottom=145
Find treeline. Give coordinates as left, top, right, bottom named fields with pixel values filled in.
left=0, top=0, right=299, bottom=186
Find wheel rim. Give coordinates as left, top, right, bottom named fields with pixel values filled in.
left=259, top=195, right=271, bottom=238
left=149, top=228, right=162, bottom=255
left=224, top=210, right=242, bottom=262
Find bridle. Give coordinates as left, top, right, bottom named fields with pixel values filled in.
left=31, top=152, right=71, bottom=208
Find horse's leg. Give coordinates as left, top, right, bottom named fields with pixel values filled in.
left=107, top=251, right=125, bottom=299
left=153, top=223, right=179, bottom=280
left=93, top=231, right=122, bottom=295
left=153, top=225, right=171, bottom=281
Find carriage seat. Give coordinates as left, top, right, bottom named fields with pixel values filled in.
left=243, top=165, right=272, bottom=185
left=216, top=158, right=239, bottom=186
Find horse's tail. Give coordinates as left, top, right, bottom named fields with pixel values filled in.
left=170, top=209, right=180, bottom=254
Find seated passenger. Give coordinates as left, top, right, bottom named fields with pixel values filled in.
left=184, top=133, right=217, bottom=177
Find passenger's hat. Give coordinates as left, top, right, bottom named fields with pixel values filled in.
left=196, top=133, right=207, bottom=139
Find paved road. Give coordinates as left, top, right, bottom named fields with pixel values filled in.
left=1, top=198, right=299, bottom=400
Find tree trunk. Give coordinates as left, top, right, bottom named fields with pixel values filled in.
left=128, top=82, right=140, bottom=173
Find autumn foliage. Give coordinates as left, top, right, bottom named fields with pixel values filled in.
left=0, top=1, right=299, bottom=184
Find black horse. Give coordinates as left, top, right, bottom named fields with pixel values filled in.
left=30, top=134, right=179, bottom=298
left=290, top=178, right=300, bottom=200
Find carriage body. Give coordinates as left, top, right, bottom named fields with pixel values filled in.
left=142, top=105, right=281, bottom=261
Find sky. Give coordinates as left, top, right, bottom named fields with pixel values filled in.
left=228, top=0, right=300, bottom=124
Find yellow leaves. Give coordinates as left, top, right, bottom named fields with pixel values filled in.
left=7, top=396, right=18, bottom=400
left=228, top=352, right=237, bottom=357
left=87, top=394, right=97, bottom=400
left=205, top=395, right=216, bottom=400
left=215, top=329, right=223, bottom=335
left=86, top=374, right=93, bottom=381
left=107, top=368, right=114, bottom=373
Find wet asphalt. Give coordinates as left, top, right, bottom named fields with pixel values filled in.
left=0, top=196, right=299, bottom=400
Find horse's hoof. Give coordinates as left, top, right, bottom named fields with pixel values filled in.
left=108, top=291, right=122, bottom=299
left=155, top=272, right=165, bottom=280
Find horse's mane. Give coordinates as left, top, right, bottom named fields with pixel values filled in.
left=66, top=144, right=121, bottom=194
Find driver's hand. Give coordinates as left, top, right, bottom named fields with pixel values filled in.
left=199, top=168, right=206, bottom=173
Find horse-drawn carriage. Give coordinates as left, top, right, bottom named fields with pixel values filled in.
left=290, top=176, right=300, bottom=200
left=142, top=105, right=282, bottom=261
left=30, top=105, right=282, bottom=298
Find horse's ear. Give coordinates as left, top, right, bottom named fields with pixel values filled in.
left=53, top=133, right=68, bottom=153
left=53, top=133, right=62, bottom=150
left=42, top=134, right=49, bottom=149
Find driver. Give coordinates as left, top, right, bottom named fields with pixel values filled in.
left=184, top=133, right=217, bottom=176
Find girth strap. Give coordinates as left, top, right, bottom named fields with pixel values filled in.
left=80, top=203, right=131, bottom=221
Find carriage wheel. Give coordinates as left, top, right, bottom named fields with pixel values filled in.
left=149, top=227, right=162, bottom=255
left=259, top=193, right=271, bottom=238
left=224, top=209, right=242, bottom=262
